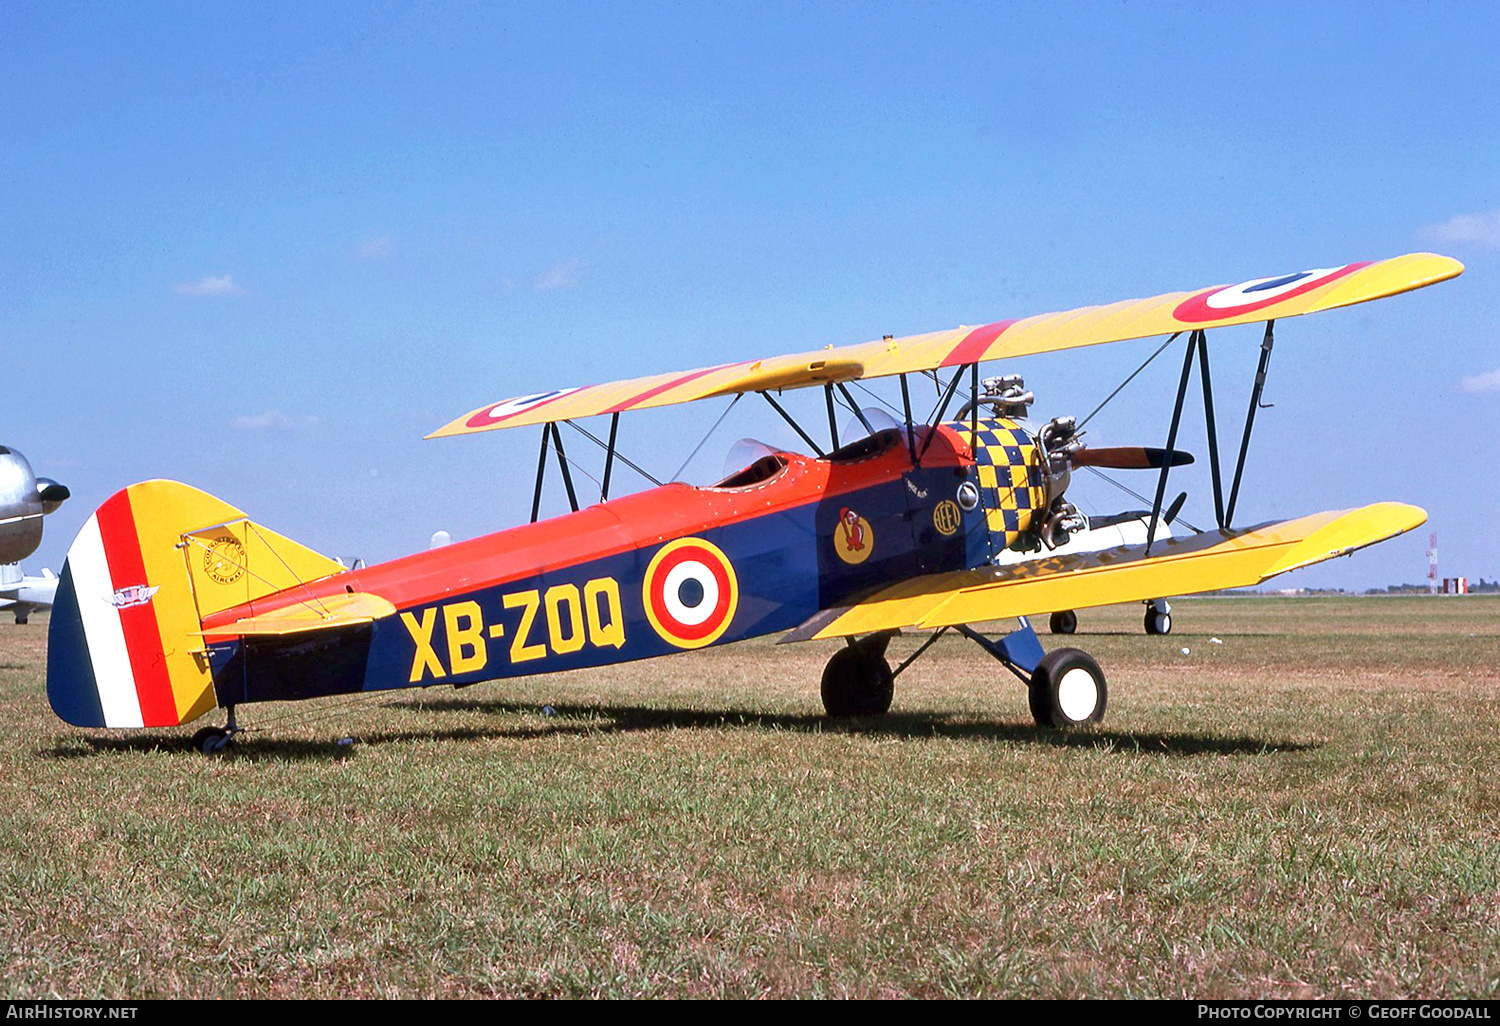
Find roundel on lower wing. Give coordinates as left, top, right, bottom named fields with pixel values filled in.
left=1172, top=262, right=1370, bottom=323
left=464, top=388, right=582, bottom=429
left=642, top=538, right=739, bottom=649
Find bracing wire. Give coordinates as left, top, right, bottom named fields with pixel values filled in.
left=562, top=419, right=663, bottom=487
left=1077, top=332, right=1181, bottom=431
left=181, top=526, right=334, bottom=619
left=848, top=379, right=904, bottom=418
left=670, top=393, right=742, bottom=481
left=1080, top=465, right=1202, bottom=534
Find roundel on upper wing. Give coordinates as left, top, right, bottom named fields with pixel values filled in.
left=1172, top=262, right=1370, bottom=323
left=642, top=538, right=739, bottom=649
left=465, top=388, right=582, bottom=429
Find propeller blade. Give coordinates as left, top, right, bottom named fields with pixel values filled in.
left=1072, top=446, right=1195, bottom=470
left=1164, top=491, right=1188, bottom=525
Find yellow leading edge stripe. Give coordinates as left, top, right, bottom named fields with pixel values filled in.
left=428, top=253, right=1462, bottom=437
left=783, top=502, right=1427, bottom=642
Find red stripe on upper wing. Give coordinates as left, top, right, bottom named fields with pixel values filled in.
left=96, top=491, right=179, bottom=727
left=603, top=362, right=751, bottom=414
left=939, top=320, right=1018, bottom=367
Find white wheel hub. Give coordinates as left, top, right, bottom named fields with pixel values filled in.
left=1056, top=666, right=1100, bottom=722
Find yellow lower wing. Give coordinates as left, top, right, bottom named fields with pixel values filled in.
left=783, top=503, right=1425, bottom=642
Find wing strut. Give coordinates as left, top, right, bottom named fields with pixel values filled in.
left=759, top=391, right=825, bottom=457
left=1225, top=321, right=1275, bottom=527
left=823, top=385, right=840, bottom=450
left=601, top=413, right=619, bottom=501
left=918, top=365, right=970, bottom=462
left=529, top=427, right=550, bottom=523
left=834, top=382, right=877, bottom=436
left=549, top=423, right=580, bottom=513
left=899, top=374, right=918, bottom=467
left=969, top=363, right=980, bottom=450
left=1145, top=333, right=1199, bottom=555
left=1197, top=332, right=1226, bottom=527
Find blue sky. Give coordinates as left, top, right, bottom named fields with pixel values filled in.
left=3, top=1, right=1497, bottom=590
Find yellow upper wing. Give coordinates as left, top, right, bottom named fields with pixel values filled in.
left=780, top=502, right=1427, bottom=642
left=429, top=253, right=1462, bottom=438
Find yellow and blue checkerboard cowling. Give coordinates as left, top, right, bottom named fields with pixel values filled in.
left=951, top=418, right=1049, bottom=550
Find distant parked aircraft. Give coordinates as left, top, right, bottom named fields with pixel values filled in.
left=0, top=445, right=68, bottom=564
left=0, top=564, right=57, bottom=624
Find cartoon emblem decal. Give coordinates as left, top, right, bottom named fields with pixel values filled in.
left=932, top=500, right=961, bottom=537
left=833, top=507, right=873, bottom=565
left=1173, top=263, right=1370, bottom=323
left=642, top=538, right=739, bottom=649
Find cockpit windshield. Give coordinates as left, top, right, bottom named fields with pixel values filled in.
left=828, top=407, right=908, bottom=462
left=714, top=439, right=788, bottom=489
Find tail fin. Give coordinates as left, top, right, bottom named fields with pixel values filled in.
left=47, top=481, right=344, bottom=728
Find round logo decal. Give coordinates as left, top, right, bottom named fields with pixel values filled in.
left=833, top=507, right=873, bottom=565
left=1173, top=263, right=1369, bottom=323
left=464, top=388, right=581, bottom=429
left=933, top=499, right=961, bottom=536
left=203, top=534, right=246, bottom=585
left=643, top=538, right=739, bottom=649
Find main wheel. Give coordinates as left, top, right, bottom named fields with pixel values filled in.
left=821, top=645, right=895, bottom=718
left=1144, top=600, right=1172, bottom=635
left=1048, top=610, right=1078, bottom=635
left=1027, top=648, right=1107, bottom=728
left=191, top=726, right=232, bottom=754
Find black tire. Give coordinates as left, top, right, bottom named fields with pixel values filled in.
left=821, top=645, right=895, bottom=718
left=1027, top=648, right=1107, bottom=728
left=1144, top=609, right=1172, bottom=635
left=191, top=726, right=231, bottom=754
left=1048, top=610, right=1078, bottom=635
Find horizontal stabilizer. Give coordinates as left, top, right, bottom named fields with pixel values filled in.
left=197, top=591, right=395, bottom=637
left=782, top=502, right=1426, bottom=642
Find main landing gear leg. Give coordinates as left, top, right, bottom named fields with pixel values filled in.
left=191, top=704, right=241, bottom=755
left=958, top=620, right=1108, bottom=728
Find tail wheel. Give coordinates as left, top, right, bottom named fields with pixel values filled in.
left=1028, top=648, right=1107, bottom=728
left=1048, top=610, right=1077, bottom=635
left=191, top=726, right=232, bottom=755
left=821, top=645, right=895, bottom=717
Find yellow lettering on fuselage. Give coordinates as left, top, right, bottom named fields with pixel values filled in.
left=401, top=608, right=447, bottom=683
left=544, top=584, right=586, bottom=655
left=403, top=575, right=630, bottom=680
left=584, top=578, right=625, bottom=649
left=502, top=590, right=548, bottom=664
left=444, top=601, right=487, bottom=675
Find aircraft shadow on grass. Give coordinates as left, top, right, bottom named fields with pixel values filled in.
left=383, top=697, right=1317, bottom=757
left=40, top=699, right=1315, bottom=761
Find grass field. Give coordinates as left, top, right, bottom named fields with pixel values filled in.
left=2, top=596, right=1498, bottom=999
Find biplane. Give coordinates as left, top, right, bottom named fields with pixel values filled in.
left=45, top=253, right=1462, bottom=751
